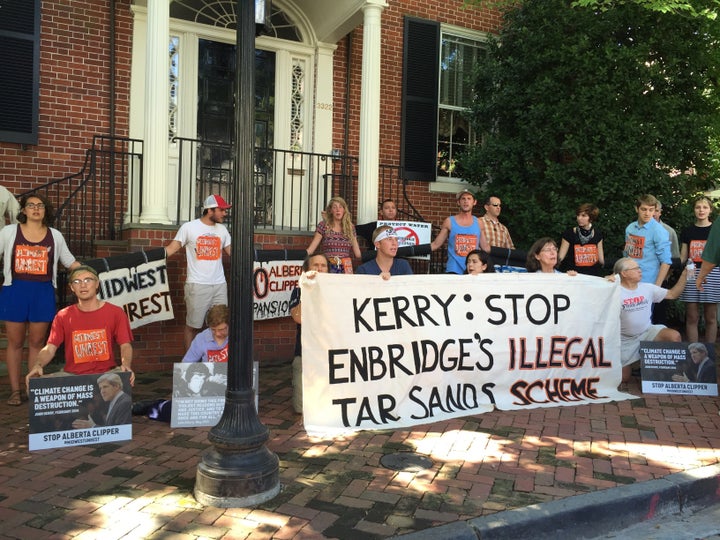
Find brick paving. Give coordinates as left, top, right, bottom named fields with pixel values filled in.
left=0, top=363, right=719, bottom=539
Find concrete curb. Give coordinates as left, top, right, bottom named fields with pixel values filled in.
left=394, top=464, right=720, bottom=539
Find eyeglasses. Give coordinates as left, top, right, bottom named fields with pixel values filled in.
left=489, top=203, right=502, bottom=207
left=71, top=277, right=97, bottom=285
left=540, top=246, right=558, bottom=253
left=625, top=266, right=641, bottom=272
left=25, top=203, right=45, bottom=210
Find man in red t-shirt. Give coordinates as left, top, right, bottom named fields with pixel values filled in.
left=26, top=265, right=135, bottom=386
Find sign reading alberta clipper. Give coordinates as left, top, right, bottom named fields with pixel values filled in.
left=28, top=372, right=132, bottom=451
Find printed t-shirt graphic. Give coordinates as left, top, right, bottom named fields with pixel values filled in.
left=625, top=235, right=645, bottom=259
left=574, top=244, right=599, bottom=267
left=207, top=344, right=228, bottom=363
left=195, top=235, right=222, bottom=260
left=15, top=244, right=50, bottom=275
left=454, top=234, right=477, bottom=258
left=72, top=329, right=110, bottom=364
left=688, top=239, right=706, bottom=262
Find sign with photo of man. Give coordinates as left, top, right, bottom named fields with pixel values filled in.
left=640, top=341, right=718, bottom=396
left=28, top=372, right=133, bottom=451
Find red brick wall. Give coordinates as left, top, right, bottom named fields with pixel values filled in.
left=0, top=0, right=132, bottom=194
left=115, top=228, right=308, bottom=372
left=333, top=0, right=502, bottom=226
left=0, top=0, right=500, bottom=373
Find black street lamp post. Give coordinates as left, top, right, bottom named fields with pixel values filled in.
left=194, top=0, right=280, bottom=507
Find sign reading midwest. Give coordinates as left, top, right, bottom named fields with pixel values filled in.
left=301, top=272, right=630, bottom=436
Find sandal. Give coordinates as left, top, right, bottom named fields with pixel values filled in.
left=7, top=390, right=23, bottom=406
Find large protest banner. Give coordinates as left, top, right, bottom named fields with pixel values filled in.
left=97, top=259, right=174, bottom=329
left=28, top=372, right=132, bottom=451
left=301, top=272, right=629, bottom=436
left=253, top=260, right=304, bottom=320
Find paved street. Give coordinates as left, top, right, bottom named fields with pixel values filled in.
left=1, top=362, right=719, bottom=539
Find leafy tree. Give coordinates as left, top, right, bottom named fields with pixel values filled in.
left=462, top=0, right=720, bottom=257
left=465, top=0, right=720, bottom=19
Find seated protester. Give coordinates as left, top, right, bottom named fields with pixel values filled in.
left=356, top=225, right=413, bottom=279
left=289, top=253, right=329, bottom=413
left=526, top=237, right=577, bottom=275
left=465, top=249, right=495, bottom=275
left=615, top=257, right=687, bottom=383
left=26, top=265, right=135, bottom=386
left=137, top=304, right=229, bottom=422
left=182, top=304, right=229, bottom=363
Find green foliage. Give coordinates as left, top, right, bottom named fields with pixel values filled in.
left=462, top=0, right=720, bottom=255
left=464, top=0, right=720, bottom=19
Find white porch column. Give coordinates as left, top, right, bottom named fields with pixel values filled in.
left=356, top=0, right=388, bottom=224
left=140, top=0, right=170, bottom=223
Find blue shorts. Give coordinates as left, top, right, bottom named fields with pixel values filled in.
left=0, top=280, right=56, bottom=323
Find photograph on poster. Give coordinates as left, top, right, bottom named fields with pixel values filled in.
left=640, top=341, right=718, bottom=396
left=170, top=363, right=258, bottom=428
left=28, top=372, right=133, bottom=451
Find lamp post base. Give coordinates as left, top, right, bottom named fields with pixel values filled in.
left=194, top=445, right=280, bottom=507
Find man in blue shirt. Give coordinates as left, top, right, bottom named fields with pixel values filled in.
left=624, top=194, right=672, bottom=286
left=356, top=226, right=413, bottom=278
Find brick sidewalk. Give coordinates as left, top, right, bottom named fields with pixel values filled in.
left=1, top=363, right=719, bottom=539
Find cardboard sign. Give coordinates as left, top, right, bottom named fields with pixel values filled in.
left=28, top=372, right=132, bottom=451
left=640, top=341, right=718, bottom=396
left=377, top=220, right=432, bottom=260
left=170, top=362, right=259, bottom=428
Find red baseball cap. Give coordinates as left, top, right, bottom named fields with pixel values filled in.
left=203, top=194, right=232, bottom=210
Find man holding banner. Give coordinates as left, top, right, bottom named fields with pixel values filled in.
left=431, top=189, right=490, bottom=274
left=356, top=226, right=413, bottom=279
left=165, top=194, right=232, bottom=350
left=615, top=257, right=687, bottom=383
left=26, top=265, right=135, bottom=385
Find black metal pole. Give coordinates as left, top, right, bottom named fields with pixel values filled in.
left=194, top=0, right=279, bottom=507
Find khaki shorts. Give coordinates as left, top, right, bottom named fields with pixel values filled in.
left=184, top=282, right=228, bottom=329
left=621, top=325, right=665, bottom=366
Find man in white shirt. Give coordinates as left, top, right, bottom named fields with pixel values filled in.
left=166, top=194, right=232, bottom=349
left=615, top=257, right=687, bottom=383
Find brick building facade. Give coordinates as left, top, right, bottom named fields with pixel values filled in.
left=0, top=0, right=501, bottom=371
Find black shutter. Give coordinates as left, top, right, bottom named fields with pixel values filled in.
left=400, top=17, right=439, bottom=181
left=0, top=0, right=40, bottom=145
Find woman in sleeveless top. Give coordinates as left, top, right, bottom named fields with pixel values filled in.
left=0, top=194, right=79, bottom=405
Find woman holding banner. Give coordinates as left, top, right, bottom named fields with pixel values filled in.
left=526, top=238, right=577, bottom=275
left=0, top=194, right=79, bottom=406
left=306, top=197, right=361, bottom=274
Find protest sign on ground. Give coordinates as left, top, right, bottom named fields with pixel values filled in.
left=170, top=362, right=259, bottom=428
left=640, top=341, right=718, bottom=396
left=28, top=372, right=132, bottom=451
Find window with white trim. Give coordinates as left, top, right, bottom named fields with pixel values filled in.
left=437, top=30, right=486, bottom=181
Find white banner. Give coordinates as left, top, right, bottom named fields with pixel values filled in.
left=97, top=259, right=173, bottom=329
left=301, top=272, right=630, bottom=436
left=253, top=260, right=304, bottom=320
